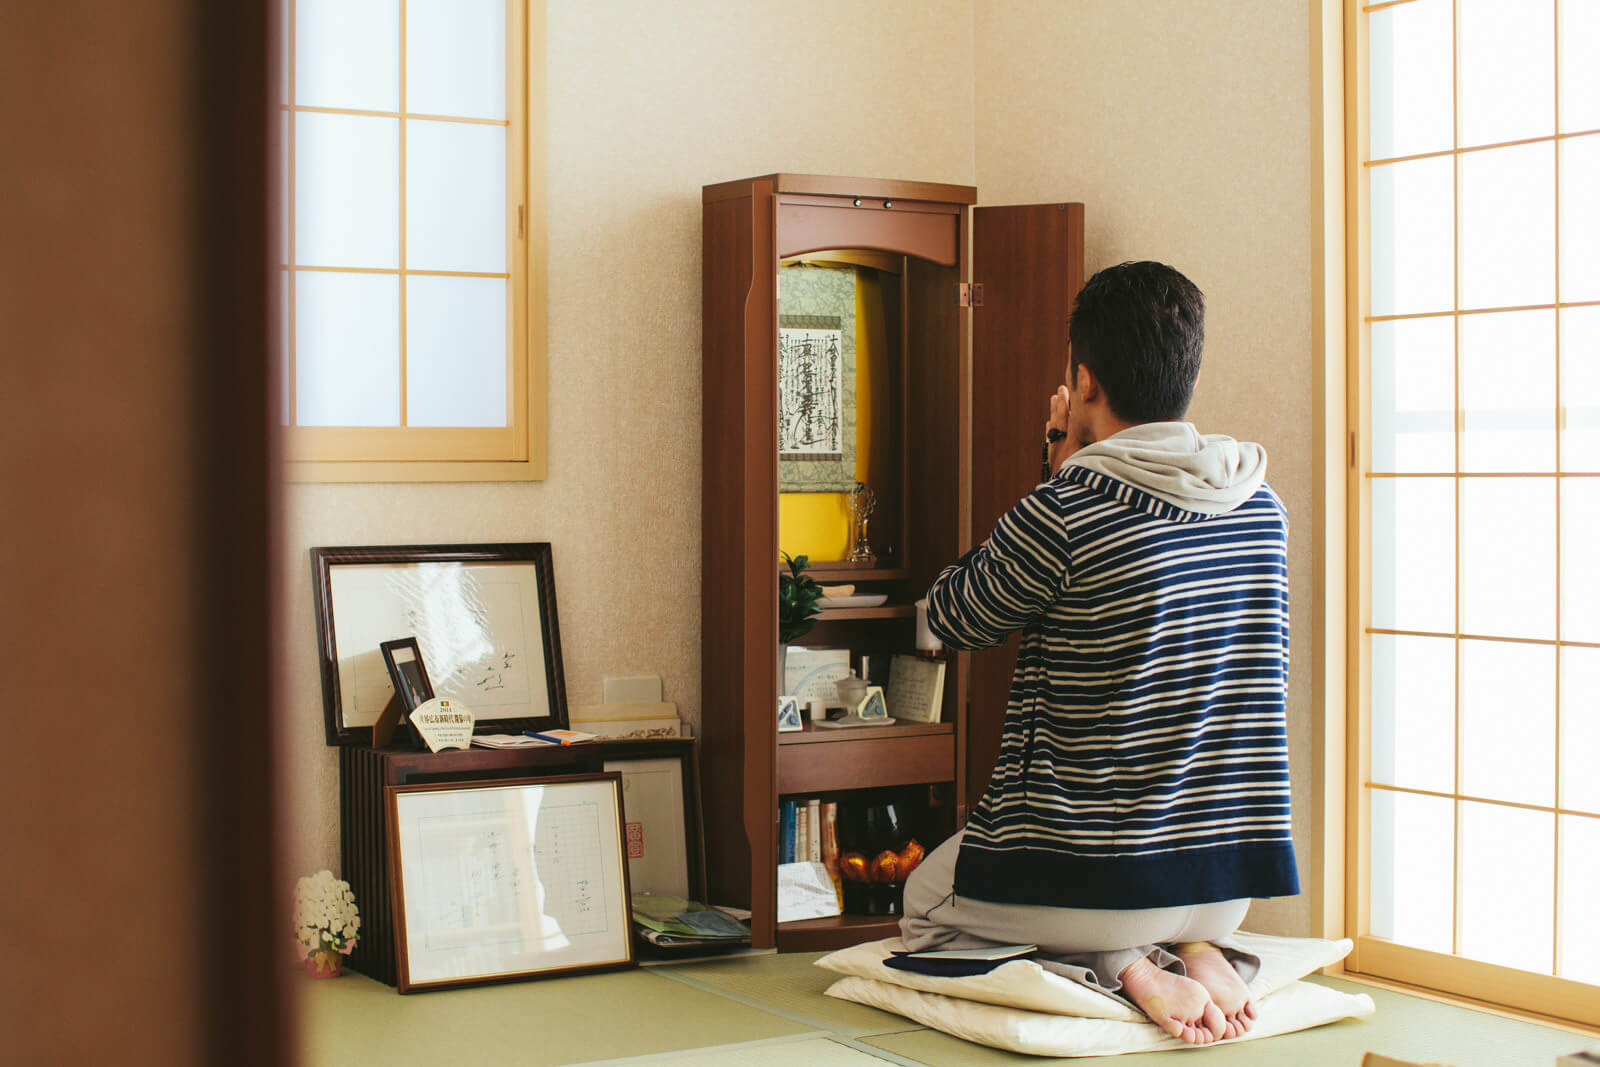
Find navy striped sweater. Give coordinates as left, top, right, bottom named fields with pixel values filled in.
left=928, top=465, right=1298, bottom=909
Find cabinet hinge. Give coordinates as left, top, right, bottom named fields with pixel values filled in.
left=956, top=282, right=984, bottom=308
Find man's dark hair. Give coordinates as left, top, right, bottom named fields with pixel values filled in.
left=1068, top=261, right=1205, bottom=423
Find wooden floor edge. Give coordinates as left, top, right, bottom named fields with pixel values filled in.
left=1328, top=971, right=1600, bottom=1039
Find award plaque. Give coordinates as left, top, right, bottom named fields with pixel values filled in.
left=410, top=698, right=475, bottom=752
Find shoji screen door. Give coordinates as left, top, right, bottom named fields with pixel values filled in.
left=1352, top=0, right=1599, bottom=1025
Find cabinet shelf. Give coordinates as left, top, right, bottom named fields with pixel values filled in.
left=792, top=564, right=911, bottom=583
left=814, top=604, right=915, bottom=621
left=778, top=723, right=954, bottom=794
left=778, top=721, right=951, bottom=745
left=777, top=913, right=902, bottom=953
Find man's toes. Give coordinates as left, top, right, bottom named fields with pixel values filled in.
left=1201, top=1000, right=1228, bottom=1041
left=1149, top=1012, right=1186, bottom=1042
left=1237, top=1007, right=1255, bottom=1031
left=1242, top=999, right=1259, bottom=1021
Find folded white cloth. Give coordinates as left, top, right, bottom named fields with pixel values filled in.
left=817, top=932, right=1374, bottom=1057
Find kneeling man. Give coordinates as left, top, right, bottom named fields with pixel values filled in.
left=904, top=261, right=1298, bottom=1046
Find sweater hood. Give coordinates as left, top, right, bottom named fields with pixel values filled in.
left=1061, top=421, right=1268, bottom=516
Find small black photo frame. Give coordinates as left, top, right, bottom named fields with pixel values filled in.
left=381, top=638, right=434, bottom=713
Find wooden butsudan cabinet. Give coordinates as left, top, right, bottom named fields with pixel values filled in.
left=701, top=174, right=1083, bottom=951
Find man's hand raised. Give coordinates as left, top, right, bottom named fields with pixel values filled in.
left=1046, top=385, right=1083, bottom=473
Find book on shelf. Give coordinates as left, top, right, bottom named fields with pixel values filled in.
left=780, top=799, right=798, bottom=864
left=796, top=803, right=810, bottom=863
left=806, top=799, right=822, bottom=862
left=887, top=654, right=947, bottom=723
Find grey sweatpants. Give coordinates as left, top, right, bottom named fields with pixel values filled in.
left=900, top=830, right=1261, bottom=993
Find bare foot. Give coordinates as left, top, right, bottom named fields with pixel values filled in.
left=1117, top=955, right=1224, bottom=1045
left=1173, top=942, right=1257, bottom=1039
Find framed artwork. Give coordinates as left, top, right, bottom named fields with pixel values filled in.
left=777, top=262, right=857, bottom=492
left=777, top=695, right=803, bottom=733
left=311, top=543, right=569, bottom=745
left=386, top=774, right=634, bottom=993
left=854, top=686, right=889, bottom=722
left=600, top=738, right=705, bottom=900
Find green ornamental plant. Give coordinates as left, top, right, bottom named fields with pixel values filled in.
left=779, top=552, right=823, bottom=645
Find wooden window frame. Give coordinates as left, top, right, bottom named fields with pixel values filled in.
left=281, top=0, right=547, bottom=483
left=1323, top=0, right=1600, bottom=1031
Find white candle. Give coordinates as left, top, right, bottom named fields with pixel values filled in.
left=915, top=598, right=942, bottom=653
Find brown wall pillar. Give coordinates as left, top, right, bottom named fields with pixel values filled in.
left=0, top=2, right=287, bottom=1062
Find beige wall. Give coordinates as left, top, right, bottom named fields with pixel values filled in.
left=284, top=0, right=978, bottom=877
left=975, top=0, right=1316, bottom=936
left=286, top=0, right=1319, bottom=939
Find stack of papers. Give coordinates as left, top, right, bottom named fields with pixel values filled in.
left=632, top=894, right=751, bottom=948
left=470, top=734, right=548, bottom=749
left=471, top=729, right=598, bottom=749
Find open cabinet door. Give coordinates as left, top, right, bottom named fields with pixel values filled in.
left=965, top=203, right=1085, bottom=807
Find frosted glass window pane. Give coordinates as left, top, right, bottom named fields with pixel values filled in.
left=1458, top=801, right=1554, bottom=973
left=1458, top=0, right=1554, bottom=148
left=295, top=0, right=399, bottom=112
left=1563, top=308, right=1600, bottom=471
left=279, top=108, right=291, bottom=263
left=1459, top=640, right=1554, bottom=807
left=1368, top=0, right=1453, bottom=160
left=1558, top=815, right=1600, bottom=983
left=1459, top=311, right=1555, bottom=472
left=1460, top=143, right=1556, bottom=311
left=1371, top=157, right=1453, bottom=317
left=1371, top=317, right=1454, bottom=473
left=1460, top=478, right=1556, bottom=639
left=407, top=0, right=506, bottom=120
left=1563, top=479, right=1600, bottom=644
left=1561, top=648, right=1600, bottom=814
left=295, top=271, right=400, bottom=426
left=406, top=276, right=507, bottom=427
left=1371, top=478, right=1454, bottom=633
left=296, top=112, right=399, bottom=269
left=1560, top=1, right=1600, bottom=133
left=1369, top=789, right=1453, bottom=954
left=406, top=120, right=505, bottom=274
left=279, top=271, right=291, bottom=426
left=1559, top=136, right=1600, bottom=303
left=1371, top=634, right=1455, bottom=792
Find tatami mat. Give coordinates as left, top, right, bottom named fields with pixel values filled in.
left=575, top=1034, right=897, bottom=1065
left=301, top=958, right=1591, bottom=1067
left=656, top=951, right=922, bottom=1037
left=297, top=967, right=811, bottom=1066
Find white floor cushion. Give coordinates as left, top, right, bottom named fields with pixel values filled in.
left=817, top=933, right=1375, bottom=1057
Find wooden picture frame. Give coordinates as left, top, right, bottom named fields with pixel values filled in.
left=386, top=773, right=635, bottom=993
left=379, top=637, right=433, bottom=710
left=311, top=543, right=569, bottom=746
left=598, top=738, right=707, bottom=901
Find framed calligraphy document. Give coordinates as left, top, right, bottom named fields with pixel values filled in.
left=600, top=738, right=704, bottom=900
left=312, top=543, right=568, bottom=745
left=386, top=774, right=634, bottom=992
